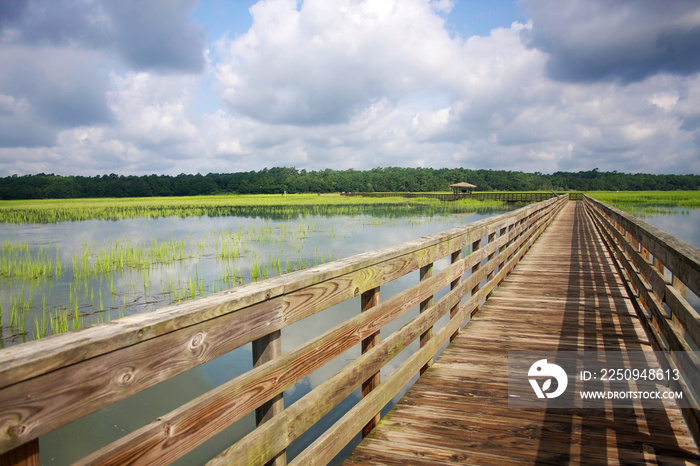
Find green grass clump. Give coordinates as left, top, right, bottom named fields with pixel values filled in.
left=1, top=241, right=61, bottom=279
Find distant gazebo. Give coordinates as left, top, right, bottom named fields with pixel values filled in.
left=449, top=182, right=477, bottom=194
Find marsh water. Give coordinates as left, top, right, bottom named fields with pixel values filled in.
left=1, top=202, right=697, bottom=464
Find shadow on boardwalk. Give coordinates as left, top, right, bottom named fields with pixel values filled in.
left=532, top=203, right=696, bottom=464
left=346, top=202, right=699, bottom=465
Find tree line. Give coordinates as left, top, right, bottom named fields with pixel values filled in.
left=0, top=167, right=697, bottom=200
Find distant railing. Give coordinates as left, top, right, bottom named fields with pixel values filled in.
left=343, top=191, right=582, bottom=202
left=583, top=194, right=700, bottom=444
left=0, top=196, right=567, bottom=465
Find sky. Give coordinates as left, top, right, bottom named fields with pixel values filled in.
left=1, top=0, right=699, bottom=177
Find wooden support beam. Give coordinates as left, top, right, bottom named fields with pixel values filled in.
left=470, top=239, right=482, bottom=315
left=0, top=440, right=39, bottom=466
left=253, top=331, right=286, bottom=466
left=419, top=263, right=434, bottom=375
left=449, top=250, right=462, bottom=342
left=360, top=287, right=381, bottom=437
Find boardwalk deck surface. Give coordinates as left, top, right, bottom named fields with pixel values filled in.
left=345, top=201, right=699, bottom=465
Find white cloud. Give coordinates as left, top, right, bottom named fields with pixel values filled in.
left=649, top=93, right=679, bottom=112
left=215, top=0, right=459, bottom=125
left=108, top=72, right=198, bottom=146
left=0, top=0, right=698, bottom=176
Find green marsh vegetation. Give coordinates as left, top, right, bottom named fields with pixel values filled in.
left=0, top=194, right=507, bottom=346
left=587, top=190, right=700, bottom=217
left=0, top=193, right=503, bottom=223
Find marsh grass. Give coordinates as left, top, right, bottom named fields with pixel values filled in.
left=586, top=191, right=699, bottom=218
left=587, top=191, right=699, bottom=206
left=0, top=194, right=504, bottom=224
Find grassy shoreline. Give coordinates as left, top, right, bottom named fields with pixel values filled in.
left=0, top=193, right=506, bottom=223
left=586, top=190, right=700, bottom=208
left=1, top=190, right=697, bottom=224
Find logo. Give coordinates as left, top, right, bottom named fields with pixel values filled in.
left=528, top=359, right=568, bottom=398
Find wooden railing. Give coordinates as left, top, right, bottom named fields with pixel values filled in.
left=342, top=191, right=473, bottom=201
left=342, top=191, right=571, bottom=202
left=0, top=196, right=567, bottom=465
left=583, top=194, right=700, bottom=444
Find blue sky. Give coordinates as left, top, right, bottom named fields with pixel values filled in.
left=193, top=0, right=528, bottom=41
left=0, top=0, right=699, bottom=176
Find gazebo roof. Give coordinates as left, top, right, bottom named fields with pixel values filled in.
left=449, top=182, right=477, bottom=188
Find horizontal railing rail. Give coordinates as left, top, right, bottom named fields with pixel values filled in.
left=0, top=196, right=568, bottom=465
left=583, top=194, right=700, bottom=444
left=342, top=192, right=576, bottom=202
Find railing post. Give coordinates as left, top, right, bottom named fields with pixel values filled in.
left=419, top=263, right=434, bottom=375
left=470, top=239, right=482, bottom=313
left=485, top=232, right=497, bottom=300
left=497, top=226, right=507, bottom=281
left=672, top=275, right=687, bottom=298
left=449, top=250, right=462, bottom=342
left=0, top=440, right=39, bottom=466
left=506, top=224, right=515, bottom=267
left=646, top=255, right=664, bottom=312
left=361, top=287, right=381, bottom=437
left=253, top=331, right=286, bottom=466
left=653, top=256, right=665, bottom=276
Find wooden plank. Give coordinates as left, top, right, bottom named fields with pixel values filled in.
left=294, top=205, right=563, bottom=465
left=76, top=255, right=476, bottom=465
left=584, top=195, right=700, bottom=297
left=0, top=200, right=559, bottom=454
left=209, top=269, right=472, bottom=465
left=291, top=224, right=557, bottom=465
left=419, top=263, right=434, bottom=375
left=587, top=202, right=700, bottom=349
left=0, top=198, right=561, bottom=391
left=360, top=287, right=380, bottom=438
left=588, top=204, right=700, bottom=407
left=209, top=198, right=565, bottom=465
left=253, top=330, right=285, bottom=466
left=449, top=249, right=462, bottom=342
left=0, top=440, right=39, bottom=466
left=347, top=201, right=699, bottom=465
left=81, top=215, right=558, bottom=465
left=0, top=197, right=564, bottom=460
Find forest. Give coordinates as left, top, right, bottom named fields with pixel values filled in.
left=0, top=167, right=698, bottom=200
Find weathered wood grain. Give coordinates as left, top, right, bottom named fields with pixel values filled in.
left=76, top=212, right=558, bottom=465
left=0, top=200, right=560, bottom=454
left=361, top=287, right=381, bottom=437
left=252, top=330, right=285, bottom=466
left=0, top=440, right=38, bottom=466
left=208, top=199, right=565, bottom=465
left=1, top=197, right=557, bottom=390
left=584, top=195, right=700, bottom=296
left=75, top=256, right=478, bottom=465
left=587, top=201, right=700, bottom=391
left=290, top=201, right=563, bottom=465
left=0, top=196, right=565, bottom=462
left=346, top=201, right=699, bottom=465
left=585, top=199, right=700, bottom=349
left=586, top=198, right=700, bottom=444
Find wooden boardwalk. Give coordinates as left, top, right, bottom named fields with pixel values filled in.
left=346, top=201, right=700, bottom=465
